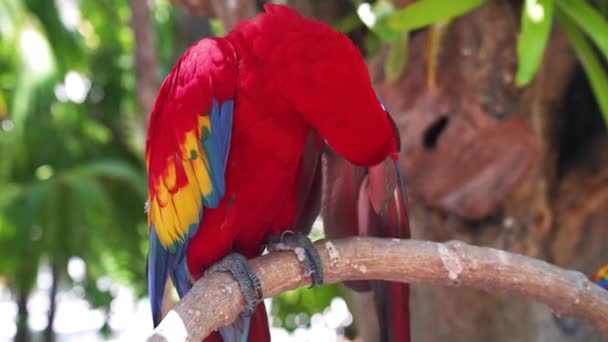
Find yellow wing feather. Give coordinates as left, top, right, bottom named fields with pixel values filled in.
left=148, top=117, right=214, bottom=247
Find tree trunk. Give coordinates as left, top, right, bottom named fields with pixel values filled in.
left=14, top=251, right=38, bottom=342
left=370, top=1, right=607, bottom=340
left=15, top=285, right=30, bottom=342
left=43, top=261, right=59, bottom=342
left=128, top=0, right=159, bottom=126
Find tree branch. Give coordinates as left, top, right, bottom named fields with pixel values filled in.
left=147, top=237, right=608, bottom=341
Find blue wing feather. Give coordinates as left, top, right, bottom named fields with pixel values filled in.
left=147, top=37, right=236, bottom=328
left=202, top=99, right=233, bottom=207
left=148, top=98, right=234, bottom=327
left=148, top=226, right=169, bottom=326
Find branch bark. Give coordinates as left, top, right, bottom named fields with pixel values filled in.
left=147, top=237, right=608, bottom=341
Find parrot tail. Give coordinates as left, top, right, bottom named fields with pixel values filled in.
left=360, top=158, right=411, bottom=342
left=372, top=280, right=411, bottom=342
left=321, top=150, right=411, bottom=341
left=205, top=302, right=270, bottom=342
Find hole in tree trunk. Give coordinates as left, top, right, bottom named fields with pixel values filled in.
left=558, top=66, right=607, bottom=177
left=423, top=116, right=449, bottom=149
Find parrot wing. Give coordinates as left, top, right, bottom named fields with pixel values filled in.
left=145, top=37, right=237, bottom=326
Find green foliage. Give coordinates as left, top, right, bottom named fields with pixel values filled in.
left=554, top=0, right=608, bottom=61
left=516, top=0, right=554, bottom=86
left=341, top=0, right=608, bottom=126
left=334, top=13, right=364, bottom=33
left=0, top=0, right=178, bottom=329
left=385, top=0, right=486, bottom=31
left=384, top=31, right=409, bottom=82
left=210, top=19, right=226, bottom=36
left=352, top=0, right=486, bottom=82
left=513, top=0, right=608, bottom=123
left=357, top=0, right=400, bottom=42
left=271, top=284, right=345, bottom=331
left=558, top=9, right=608, bottom=124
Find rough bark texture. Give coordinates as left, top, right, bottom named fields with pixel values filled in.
left=147, top=238, right=608, bottom=341
left=370, top=1, right=607, bottom=341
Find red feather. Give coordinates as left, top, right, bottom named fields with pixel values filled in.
left=147, top=4, right=401, bottom=341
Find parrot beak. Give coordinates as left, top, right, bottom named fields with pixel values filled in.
left=393, top=156, right=410, bottom=237
left=389, top=111, right=410, bottom=235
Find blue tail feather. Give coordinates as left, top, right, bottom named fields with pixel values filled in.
left=148, top=226, right=169, bottom=327
left=148, top=225, right=193, bottom=326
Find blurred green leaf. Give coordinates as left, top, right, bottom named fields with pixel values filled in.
left=600, top=1, right=608, bottom=17
left=386, top=0, right=486, bottom=31
left=515, top=0, right=554, bottom=87
left=209, top=19, right=225, bottom=36
left=558, top=9, right=608, bottom=125
left=555, top=0, right=608, bottom=61
left=384, top=31, right=409, bottom=82
left=0, top=182, right=24, bottom=207
left=84, top=278, right=113, bottom=308
left=357, top=0, right=400, bottom=42
left=62, top=159, right=147, bottom=197
left=23, top=0, right=85, bottom=72
left=334, top=13, right=364, bottom=33
left=364, top=32, right=382, bottom=60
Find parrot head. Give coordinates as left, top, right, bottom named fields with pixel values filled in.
left=248, top=4, right=401, bottom=167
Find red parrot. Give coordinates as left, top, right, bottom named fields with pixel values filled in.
left=145, top=4, right=405, bottom=341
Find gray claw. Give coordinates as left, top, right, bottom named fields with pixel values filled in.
left=205, top=253, right=263, bottom=316
left=268, top=231, right=324, bottom=287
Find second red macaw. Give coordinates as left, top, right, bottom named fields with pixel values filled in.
left=145, top=4, right=407, bottom=341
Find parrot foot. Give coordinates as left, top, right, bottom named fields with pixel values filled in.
left=268, top=231, right=324, bottom=287
left=205, top=253, right=263, bottom=316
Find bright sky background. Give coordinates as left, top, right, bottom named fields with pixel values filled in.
left=0, top=220, right=353, bottom=341
left=0, top=280, right=352, bottom=341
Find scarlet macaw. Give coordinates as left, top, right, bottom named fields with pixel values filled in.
left=592, top=264, right=608, bottom=289
left=145, top=4, right=407, bottom=341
